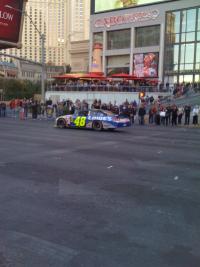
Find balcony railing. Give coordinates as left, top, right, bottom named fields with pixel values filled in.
left=47, top=85, right=164, bottom=93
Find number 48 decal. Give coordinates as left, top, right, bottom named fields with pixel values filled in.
left=74, top=116, right=86, bottom=127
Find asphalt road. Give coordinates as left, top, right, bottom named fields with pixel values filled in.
left=0, top=118, right=200, bottom=267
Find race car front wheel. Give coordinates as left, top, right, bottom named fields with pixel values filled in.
left=57, top=119, right=66, bottom=129
left=92, top=121, right=103, bottom=131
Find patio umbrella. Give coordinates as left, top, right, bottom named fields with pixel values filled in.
left=80, top=73, right=107, bottom=80
left=111, top=73, right=132, bottom=79
left=53, top=73, right=81, bottom=79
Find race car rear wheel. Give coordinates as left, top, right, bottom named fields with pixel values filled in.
left=92, top=121, right=103, bottom=131
left=57, top=119, right=66, bottom=129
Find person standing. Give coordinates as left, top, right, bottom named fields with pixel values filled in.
left=24, top=100, right=29, bottom=119
left=19, top=101, right=25, bottom=120
left=178, top=106, right=184, bottom=125
left=165, top=106, right=171, bottom=126
left=192, top=105, right=199, bottom=125
left=171, top=105, right=178, bottom=126
left=32, top=101, right=38, bottom=119
left=184, top=105, right=191, bottom=125
left=138, top=104, right=146, bottom=125
left=148, top=106, right=154, bottom=124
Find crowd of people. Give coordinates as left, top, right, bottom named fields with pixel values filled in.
left=172, top=82, right=200, bottom=97
left=50, top=79, right=163, bottom=93
left=49, top=80, right=200, bottom=95
left=0, top=97, right=199, bottom=127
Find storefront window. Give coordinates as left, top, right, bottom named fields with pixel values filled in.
left=164, top=6, right=200, bottom=83
left=106, top=55, right=130, bottom=76
left=107, top=29, right=130, bottom=50
left=135, top=25, right=160, bottom=47
left=107, top=55, right=130, bottom=68
left=107, top=67, right=129, bottom=76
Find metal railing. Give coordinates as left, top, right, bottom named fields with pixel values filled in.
left=47, top=85, right=165, bottom=93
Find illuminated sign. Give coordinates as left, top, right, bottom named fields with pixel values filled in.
left=0, top=0, right=25, bottom=48
left=93, top=0, right=172, bottom=13
left=94, top=9, right=159, bottom=28
left=133, top=52, right=159, bottom=78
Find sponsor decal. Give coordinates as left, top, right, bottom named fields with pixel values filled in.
left=88, top=116, right=113, bottom=121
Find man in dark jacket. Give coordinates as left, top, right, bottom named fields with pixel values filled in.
left=184, top=105, right=191, bottom=125
left=138, top=104, right=146, bottom=125
left=171, top=105, right=178, bottom=126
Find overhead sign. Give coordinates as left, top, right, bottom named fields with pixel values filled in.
left=0, top=0, right=25, bottom=49
left=94, top=9, right=159, bottom=28
left=93, top=0, right=172, bottom=13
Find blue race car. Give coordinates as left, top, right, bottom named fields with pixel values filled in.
left=56, top=109, right=131, bottom=131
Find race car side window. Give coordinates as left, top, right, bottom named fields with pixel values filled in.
left=89, top=111, right=97, bottom=116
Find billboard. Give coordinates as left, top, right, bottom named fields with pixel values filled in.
left=133, top=52, right=159, bottom=78
left=0, top=0, right=25, bottom=49
left=93, top=0, right=171, bottom=13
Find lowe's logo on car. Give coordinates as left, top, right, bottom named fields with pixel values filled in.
left=88, top=116, right=112, bottom=121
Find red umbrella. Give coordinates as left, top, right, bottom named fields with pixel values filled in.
left=80, top=73, right=106, bottom=80
left=111, top=73, right=132, bottom=79
left=53, top=73, right=81, bottom=79
left=127, top=76, right=145, bottom=81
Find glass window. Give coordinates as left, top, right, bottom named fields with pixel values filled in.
left=135, top=25, right=160, bottom=47
left=186, top=9, right=196, bottom=32
left=196, top=43, right=200, bottom=70
left=165, top=45, right=179, bottom=71
left=195, top=75, right=200, bottom=82
left=107, top=55, right=130, bottom=68
left=185, top=43, right=195, bottom=63
left=172, top=11, right=180, bottom=34
left=197, top=32, right=200, bottom=41
left=107, top=67, right=129, bottom=76
left=187, top=32, right=195, bottom=42
left=107, top=29, right=130, bottom=50
left=181, top=10, right=187, bottom=33
left=164, top=7, right=200, bottom=82
left=198, top=8, right=200, bottom=31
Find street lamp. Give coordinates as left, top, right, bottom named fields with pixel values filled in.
left=4, top=5, right=46, bottom=102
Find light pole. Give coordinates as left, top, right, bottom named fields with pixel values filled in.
left=4, top=5, right=46, bottom=102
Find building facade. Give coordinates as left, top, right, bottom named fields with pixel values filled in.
left=1, top=0, right=68, bottom=66
left=89, top=0, right=200, bottom=85
left=68, top=0, right=90, bottom=72
left=1, top=0, right=90, bottom=70
left=0, top=60, right=65, bottom=82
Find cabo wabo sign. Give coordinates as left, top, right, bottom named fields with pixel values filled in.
left=94, top=9, right=159, bottom=28
left=0, top=0, right=24, bottom=48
